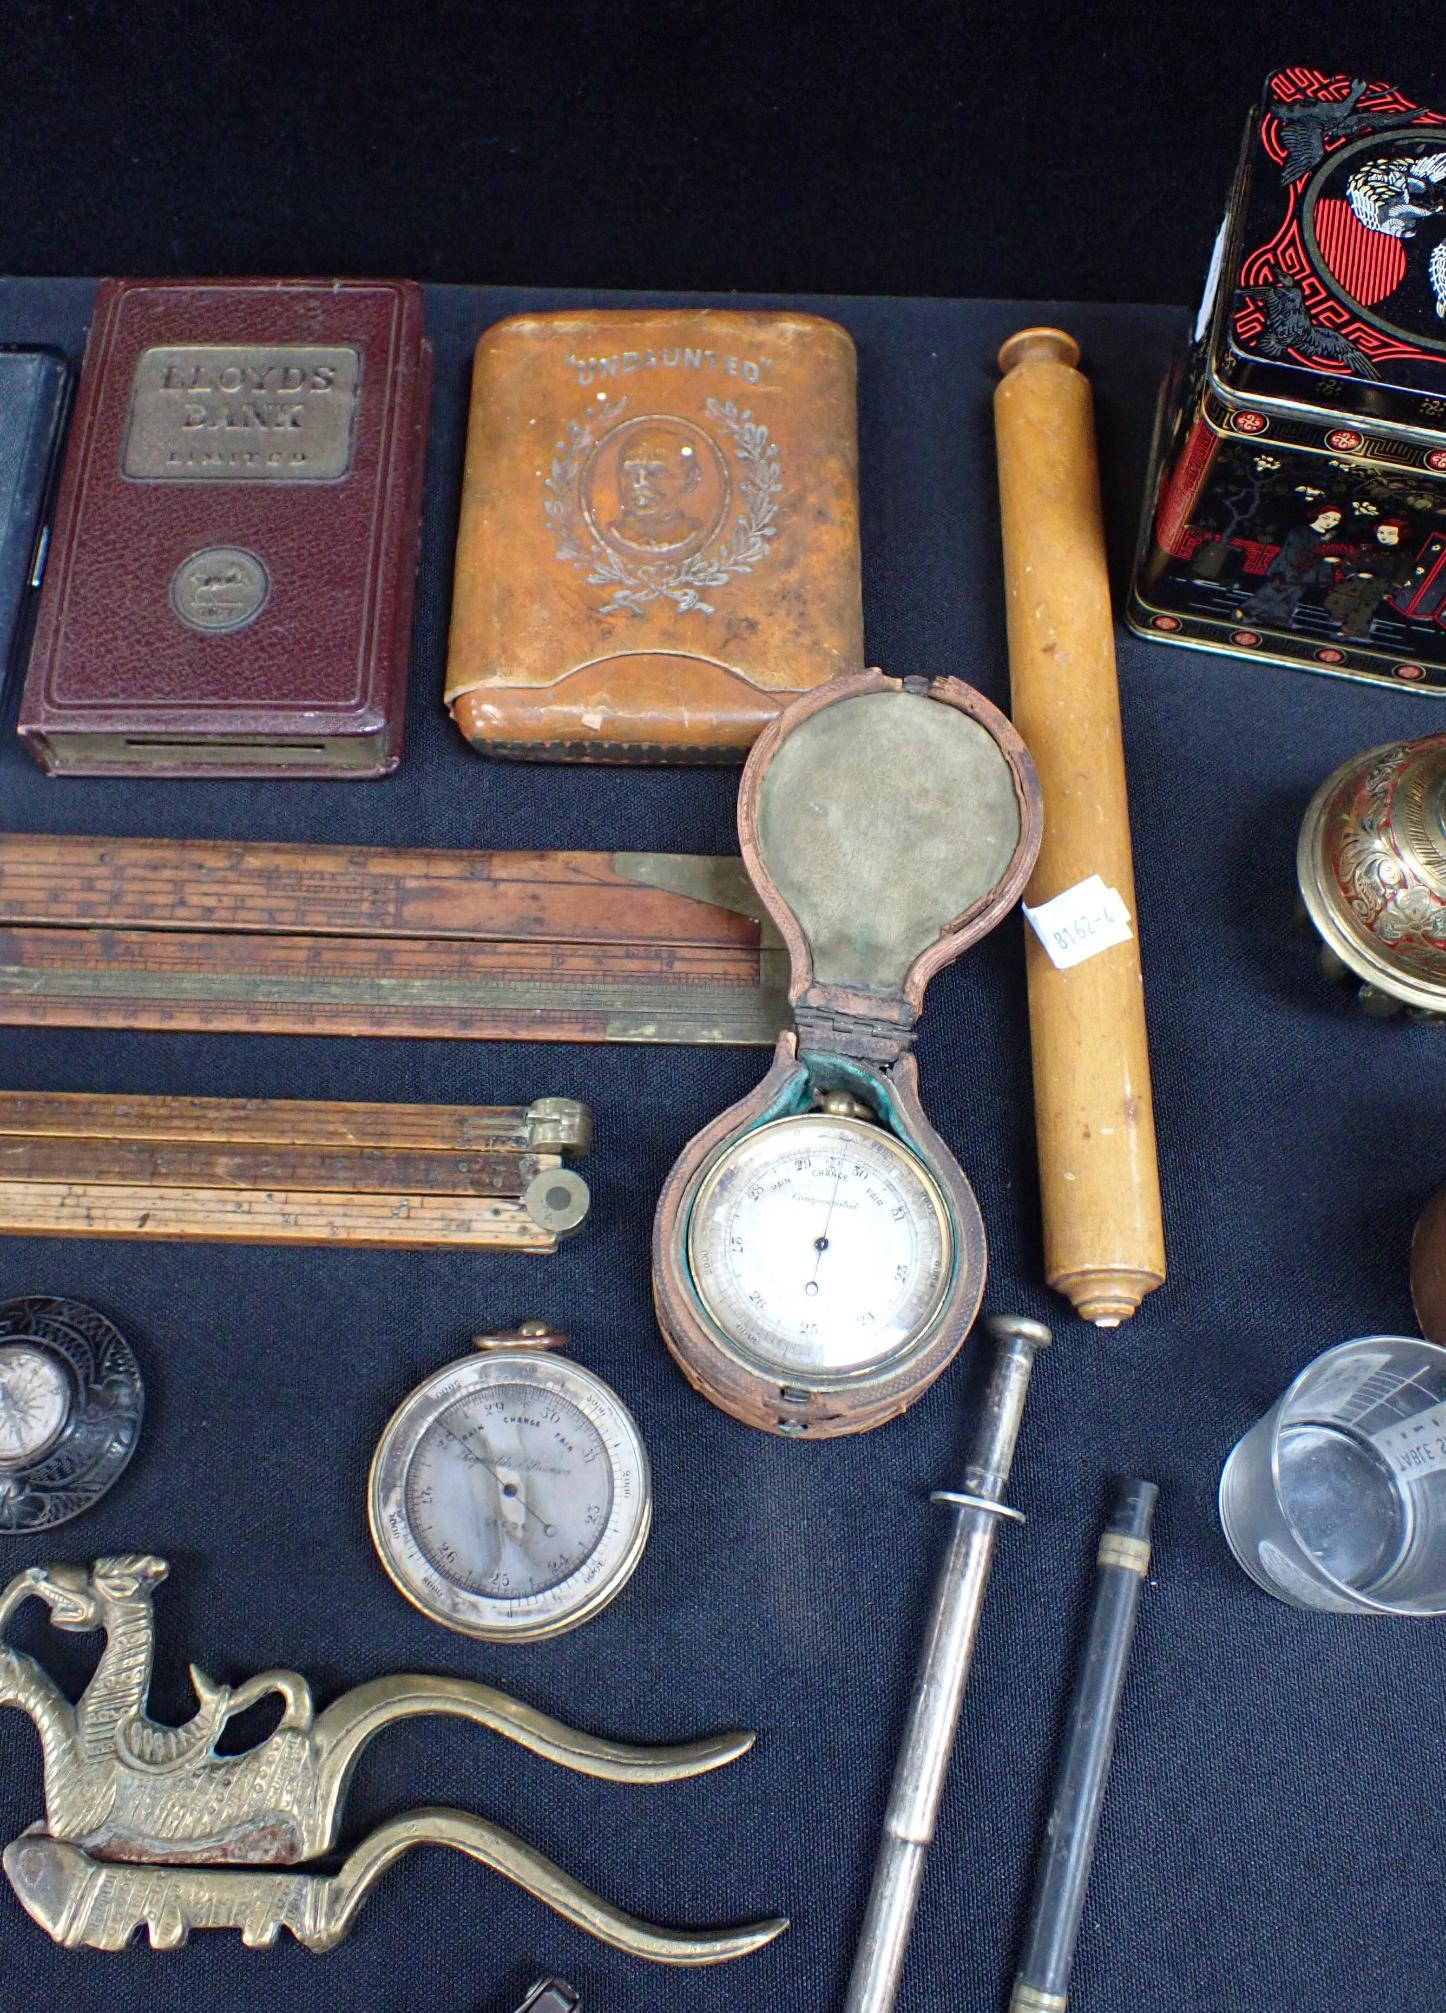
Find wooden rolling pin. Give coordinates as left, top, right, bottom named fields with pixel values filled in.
left=994, top=327, right=1165, bottom=1326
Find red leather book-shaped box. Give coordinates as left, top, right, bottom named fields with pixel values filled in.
left=18, top=277, right=432, bottom=777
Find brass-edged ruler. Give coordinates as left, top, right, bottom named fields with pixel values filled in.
left=0, top=1090, right=593, bottom=1252
left=0, top=835, right=789, bottom=1045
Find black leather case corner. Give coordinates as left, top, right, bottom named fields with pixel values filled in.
left=0, top=347, right=71, bottom=687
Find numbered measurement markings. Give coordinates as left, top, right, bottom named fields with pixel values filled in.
left=369, top=1330, right=651, bottom=1642
left=687, top=1113, right=953, bottom=1383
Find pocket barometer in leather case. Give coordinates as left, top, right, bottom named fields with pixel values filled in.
left=652, top=668, right=1042, bottom=1436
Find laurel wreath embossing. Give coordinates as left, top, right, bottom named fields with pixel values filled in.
left=544, top=395, right=782, bottom=615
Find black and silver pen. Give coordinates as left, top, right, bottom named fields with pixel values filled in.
left=1009, top=1477, right=1157, bottom=2013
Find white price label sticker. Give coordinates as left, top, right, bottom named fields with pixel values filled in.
left=1023, top=875, right=1134, bottom=971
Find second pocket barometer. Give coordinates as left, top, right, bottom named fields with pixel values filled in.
left=652, top=669, right=1041, bottom=1437
left=368, top=1324, right=652, bottom=1642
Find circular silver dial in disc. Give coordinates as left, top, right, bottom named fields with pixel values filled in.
left=0, top=1344, right=71, bottom=1466
left=369, top=1347, right=651, bottom=1643
left=687, top=1112, right=953, bottom=1383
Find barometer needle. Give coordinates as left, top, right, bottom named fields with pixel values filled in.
left=809, top=1166, right=844, bottom=1285
left=463, top=1444, right=495, bottom=1562
left=440, top=1422, right=556, bottom=1536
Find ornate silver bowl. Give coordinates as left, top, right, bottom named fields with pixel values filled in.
left=1298, top=733, right=1446, bottom=1018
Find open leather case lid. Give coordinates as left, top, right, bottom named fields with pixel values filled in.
left=738, top=668, right=1042, bottom=1060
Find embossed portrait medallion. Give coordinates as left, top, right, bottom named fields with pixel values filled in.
left=583, top=414, right=730, bottom=560
left=544, top=394, right=783, bottom=617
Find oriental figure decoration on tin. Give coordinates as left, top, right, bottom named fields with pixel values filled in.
left=545, top=396, right=782, bottom=616
left=0, top=1557, right=787, bottom=1961
left=1144, top=434, right=1446, bottom=657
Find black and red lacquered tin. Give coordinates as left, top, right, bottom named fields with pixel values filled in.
left=1129, top=67, right=1446, bottom=695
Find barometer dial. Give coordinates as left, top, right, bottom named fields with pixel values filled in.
left=687, top=1113, right=953, bottom=1383
left=369, top=1331, right=651, bottom=1643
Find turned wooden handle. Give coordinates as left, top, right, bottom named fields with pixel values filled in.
left=994, top=328, right=1165, bottom=1326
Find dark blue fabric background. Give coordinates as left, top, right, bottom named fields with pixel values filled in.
left=0, top=279, right=1438, bottom=2012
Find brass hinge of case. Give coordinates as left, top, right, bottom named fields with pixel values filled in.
left=793, top=1000, right=918, bottom=1067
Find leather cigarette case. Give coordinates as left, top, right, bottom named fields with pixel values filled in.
left=0, top=348, right=69, bottom=693
left=18, top=278, right=432, bottom=777
left=445, top=308, right=864, bottom=762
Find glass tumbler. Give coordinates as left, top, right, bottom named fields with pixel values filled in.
left=1218, top=1335, right=1446, bottom=1615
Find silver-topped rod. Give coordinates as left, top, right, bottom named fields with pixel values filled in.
left=842, top=1313, right=1051, bottom=2013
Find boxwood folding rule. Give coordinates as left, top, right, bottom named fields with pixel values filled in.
left=0, top=1092, right=591, bottom=1253
left=0, top=835, right=788, bottom=1045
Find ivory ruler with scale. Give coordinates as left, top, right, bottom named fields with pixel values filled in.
left=0, top=835, right=789, bottom=1045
